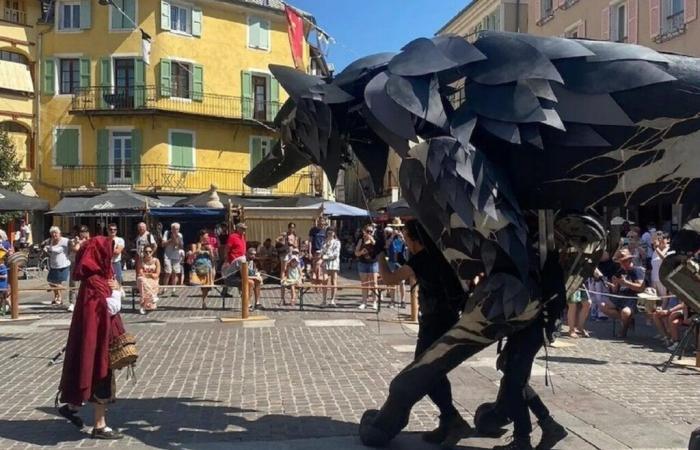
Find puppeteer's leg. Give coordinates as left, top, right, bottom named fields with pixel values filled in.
left=359, top=275, right=541, bottom=447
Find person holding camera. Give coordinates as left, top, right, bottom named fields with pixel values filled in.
left=600, top=248, right=646, bottom=338
left=355, top=224, right=379, bottom=310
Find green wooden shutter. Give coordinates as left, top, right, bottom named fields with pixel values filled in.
left=268, top=77, right=279, bottom=121
left=96, top=129, right=109, bottom=185
left=248, top=17, right=260, bottom=48
left=241, top=70, right=252, bottom=119
left=99, top=57, right=111, bottom=108
left=160, top=59, right=171, bottom=97
left=192, top=64, right=203, bottom=102
left=250, top=137, right=262, bottom=169
left=134, top=58, right=145, bottom=107
left=192, top=7, right=202, bottom=37
left=79, top=58, right=90, bottom=89
left=259, top=19, right=270, bottom=49
left=42, top=59, right=55, bottom=96
left=160, top=0, right=170, bottom=31
left=131, top=128, right=142, bottom=184
left=56, top=128, right=80, bottom=167
left=171, top=132, right=193, bottom=169
left=79, top=0, right=91, bottom=29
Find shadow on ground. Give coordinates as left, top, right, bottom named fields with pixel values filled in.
left=0, top=398, right=489, bottom=449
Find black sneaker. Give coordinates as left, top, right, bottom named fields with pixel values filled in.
left=91, top=427, right=124, bottom=440
left=422, top=425, right=447, bottom=444
left=57, top=404, right=83, bottom=429
left=440, top=415, right=474, bottom=448
left=493, top=437, right=534, bottom=450
left=535, top=416, right=568, bottom=450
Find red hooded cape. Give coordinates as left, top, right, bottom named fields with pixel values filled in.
left=59, top=236, right=125, bottom=405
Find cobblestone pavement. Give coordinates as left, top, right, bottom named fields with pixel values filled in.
left=0, top=275, right=696, bottom=449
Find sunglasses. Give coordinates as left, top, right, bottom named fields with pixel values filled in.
left=109, top=228, right=117, bottom=232
left=144, top=250, right=153, bottom=254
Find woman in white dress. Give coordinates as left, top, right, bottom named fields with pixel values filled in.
left=320, top=228, right=341, bottom=307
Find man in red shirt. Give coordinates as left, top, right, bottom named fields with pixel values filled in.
left=226, top=223, right=247, bottom=264
left=222, top=223, right=248, bottom=298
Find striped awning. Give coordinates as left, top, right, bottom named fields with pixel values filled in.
left=0, top=60, right=33, bottom=93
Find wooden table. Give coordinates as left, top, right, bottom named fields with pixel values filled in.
left=295, top=283, right=397, bottom=311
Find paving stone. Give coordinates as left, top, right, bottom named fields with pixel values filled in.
left=304, top=319, right=365, bottom=327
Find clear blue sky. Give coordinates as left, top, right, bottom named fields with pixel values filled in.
left=290, top=0, right=472, bottom=72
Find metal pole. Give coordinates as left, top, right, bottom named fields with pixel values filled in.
left=241, top=261, right=249, bottom=319
left=410, top=279, right=418, bottom=322
left=10, top=261, right=19, bottom=319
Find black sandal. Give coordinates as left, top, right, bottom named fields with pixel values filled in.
left=58, top=404, right=84, bottom=429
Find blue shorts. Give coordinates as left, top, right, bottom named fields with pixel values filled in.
left=611, top=297, right=637, bottom=312
left=47, top=266, right=70, bottom=284
left=357, top=261, right=378, bottom=274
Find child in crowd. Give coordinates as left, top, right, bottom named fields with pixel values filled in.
left=280, top=256, right=302, bottom=307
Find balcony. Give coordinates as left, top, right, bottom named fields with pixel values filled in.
left=60, top=164, right=314, bottom=197
left=70, top=86, right=280, bottom=124
left=3, top=7, right=26, bottom=25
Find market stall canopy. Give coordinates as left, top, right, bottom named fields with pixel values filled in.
left=174, top=186, right=261, bottom=208
left=385, top=199, right=414, bottom=218
left=49, top=191, right=171, bottom=215
left=147, top=207, right=227, bottom=219
left=0, top=188, right=49, bottom=211
left=260, top=196, right=369, bottom=217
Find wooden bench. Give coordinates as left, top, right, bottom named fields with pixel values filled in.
left=294, top=283, right=397, bottom=311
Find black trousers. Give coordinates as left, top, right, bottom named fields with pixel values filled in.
left=415, top=317, right=459, bottom=420
left=499, top=321, right=550, bottom=438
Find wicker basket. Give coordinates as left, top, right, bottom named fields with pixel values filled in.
left=109, top=333, right=138, bottom=370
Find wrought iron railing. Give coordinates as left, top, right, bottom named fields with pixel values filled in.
left=3, top=7, right=26, bottom=24
left=665, top=11, right=685, bottom=33
left=60, top=164, right=313, bottom=196
left=71, top=85, right=281, bottom=122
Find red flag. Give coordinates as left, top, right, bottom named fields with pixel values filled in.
left=285, top=5, right=304, bottom=70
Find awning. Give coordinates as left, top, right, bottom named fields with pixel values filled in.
left=49, top=191, right=170, bottom=215
left=148, top=207, right=227, bottom=219
left=0, top=60, right=33, bottom=93
left=0, top=188, right=49, bottom=211
left=258, top=196, right=370, bottom=217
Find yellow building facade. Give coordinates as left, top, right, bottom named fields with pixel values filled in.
left=0, top=0, right=39, bottom=189
left=36, top=0, right=318, bottom=206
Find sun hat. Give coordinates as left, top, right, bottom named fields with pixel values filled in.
left=638, top=287, right=662, bottom=301
left=615, top=248, right=635, bottom=262
left=390, top=217, right=405, bottom=228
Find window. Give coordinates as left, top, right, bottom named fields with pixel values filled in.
left=482, top=9, right=501, bottom=31
left=110, top=131, right=132, bottom=183
left=541, top=0, right=554, bottom=18
left=170, top=3, right=190, bottom=34
left=250, top=136, right=272, bottom=169
left=110, top=0, right=136, bottom=30
left=610, top=2, right=627, bottom=42
left=59, top=58, right=79, bottom=94
left=0, top=50, right=27, bottom=65
left=169, top=130, right=195, bottom=169
left=58, top=1, right=80, bottom=30
left=54, top=127, right=80, bottom=167
left=663, top=0, right=685, bottom=33
left=248, top=16, right=270, bottom=50
left=171, top=61, right=191, bottom=99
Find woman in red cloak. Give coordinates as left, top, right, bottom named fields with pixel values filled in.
left=56, top=235, right=126, bottom=440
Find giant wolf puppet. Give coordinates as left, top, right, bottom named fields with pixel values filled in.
left=244, top=31, right=700, bottom=446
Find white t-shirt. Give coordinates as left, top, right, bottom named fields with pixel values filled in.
left=135, top=232, right=156, bottom=258
left=163, top=231, right=184, bottom=261
left=47, top=237, right=71, bottom=269
left=112, top=237, right=125, bottom=263
left=651, top=249, right=664, bottom=283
